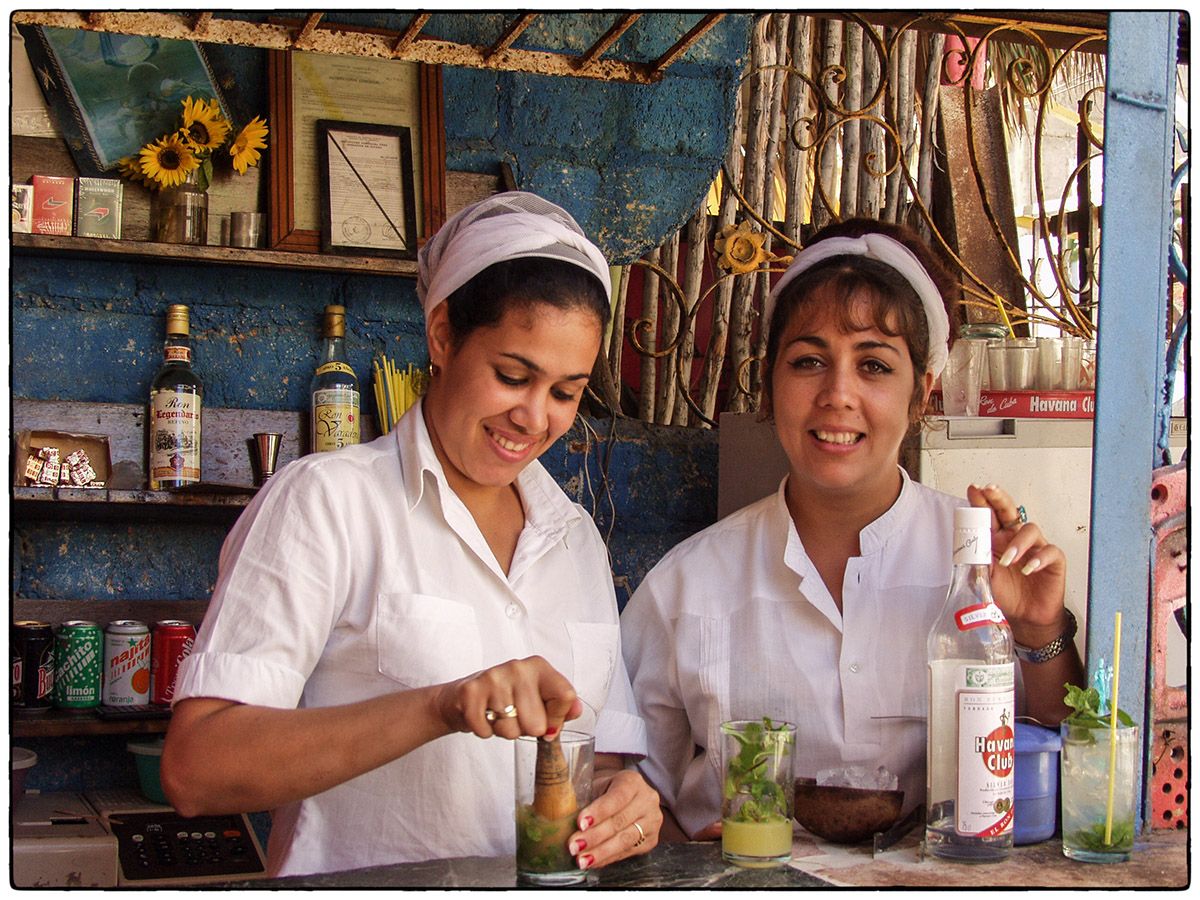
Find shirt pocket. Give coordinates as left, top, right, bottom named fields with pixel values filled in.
left=564, top=621, right=618, bottom=728
left=376, top=593, right=483, bottom=688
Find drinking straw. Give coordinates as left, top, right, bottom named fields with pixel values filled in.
left=1103, top=611, right=1122, bottom=845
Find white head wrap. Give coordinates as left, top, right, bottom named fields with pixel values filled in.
left=416, top=191, right=611, bottom=321
left=769, top=233, right=951, bottom=376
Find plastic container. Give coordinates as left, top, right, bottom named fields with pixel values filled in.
left=128, top=738, right=168, bottom=804
left=12, top=747, right=38, bottom=807
left=1013, top=722, right=1061, bottom=844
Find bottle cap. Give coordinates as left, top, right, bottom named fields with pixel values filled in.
left=322, top=305, right=346, bottom=338
left=165, top=304, right=190, bottom=336
left=954, top=506, right=993, bottom=531
left=953, top=506, right=992, bottom=564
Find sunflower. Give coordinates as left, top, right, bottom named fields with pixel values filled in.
left=229, top=116, right=269, bottom=174
left=139, top=133, right=199, bottom=189
left=115, top=154, right=154, bottom=189
left=179, top=96, right=230, bottom=153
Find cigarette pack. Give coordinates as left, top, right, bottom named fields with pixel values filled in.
left=31, top=175, right=74, bottom=235
left=12, top=184, right=34, bottom=233
left=74, top=177, right=124, bottom=239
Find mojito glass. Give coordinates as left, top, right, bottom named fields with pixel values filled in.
left=720, top=719, right=796, bottom=868
left=1059, top=723, right=1138, bottom=863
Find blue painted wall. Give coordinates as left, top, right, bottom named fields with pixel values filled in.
left=11, top=12, right=743, bottom=808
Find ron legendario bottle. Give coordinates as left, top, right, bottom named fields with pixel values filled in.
left=311, top=304, right=360, bottom=453
left=926, top=506, right=1015, bottom=861
left=148, top=304, right=202, bottom=489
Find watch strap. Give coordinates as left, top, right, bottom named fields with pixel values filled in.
left=1014, top=608, right=1078, bottom=664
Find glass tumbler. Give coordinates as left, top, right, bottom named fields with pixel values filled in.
left=1059, top=723, right=1139, bottom=863
left=1060, top=337, right=1085, bottom=390
left=1005, top=338, right=1037, bottom=390
left=1036, top=337, right=1064, bottom=390
left=515, top=732, right=594, bottom=885
left=721, top=719, right=796, bottom=868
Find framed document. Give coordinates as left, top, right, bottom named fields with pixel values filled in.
left=317, top=121, right=418, bottom=259
left=268, top=50, right=445, bottom=253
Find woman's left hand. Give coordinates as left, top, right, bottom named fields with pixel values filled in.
left=567, top=764, right=662, bottom=871
left=967, top=484, right=1071, bottom=647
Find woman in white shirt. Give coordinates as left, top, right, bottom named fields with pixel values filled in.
left=163, top=193, right=661, bottom=876
left=620, top=218, right=1083, bottom=840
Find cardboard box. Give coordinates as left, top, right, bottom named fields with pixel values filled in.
left=74, top=177, right=123, bottom=239
left=31, top=175, right=74, bottom=235
left=12, top=183, right=34, bottom=233
left=930, top=390, right=1096, bottom=419
left=14, top=430, right=112, bottom=488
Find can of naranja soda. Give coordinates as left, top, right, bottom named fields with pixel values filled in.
left=103, top=620, right=151, bottom=706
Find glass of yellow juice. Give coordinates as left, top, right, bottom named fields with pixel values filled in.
left=721, top=719, right=797, bottom=868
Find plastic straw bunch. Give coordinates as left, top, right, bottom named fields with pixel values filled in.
left=372, top=356, right=427, bottom=434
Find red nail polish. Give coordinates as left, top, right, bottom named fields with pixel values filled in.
left=569, top=838, right=586, bottom=855
left=580, top=815, right=594, bottom=830
left=545, top=725, right=558, bottom=738
left=578, top=854, right=594, bottom=870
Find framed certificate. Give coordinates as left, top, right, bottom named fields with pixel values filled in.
left=317, top=120, right=418, bottom=259
left=267, top=50, right=445, bottom=253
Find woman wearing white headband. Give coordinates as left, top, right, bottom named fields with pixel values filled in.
left=164, top=192, right=661, bottom=876
left=621, top=217, right=1082, bottom=841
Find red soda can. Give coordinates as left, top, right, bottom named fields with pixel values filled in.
left=13, top=621, right=55, bottom=712
left=150, top=620, right=196, bottom=705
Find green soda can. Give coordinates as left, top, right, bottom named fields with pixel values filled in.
left=54, top=620, right=103, bottom=708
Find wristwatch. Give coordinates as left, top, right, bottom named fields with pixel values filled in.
left=1014, top=609, right=1077, bottom=663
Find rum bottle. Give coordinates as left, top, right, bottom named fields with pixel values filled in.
left=148, top=304, right=203, bottom=489
left=926, top=506, right=1015, bottom=861
left=310, top=304, right=360, bottom=453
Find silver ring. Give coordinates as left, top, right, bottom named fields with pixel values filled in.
left=1005, top=505, right=1028, bottom=529
left=632, top=821, right=647, bottom=847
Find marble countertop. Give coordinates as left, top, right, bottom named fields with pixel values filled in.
left=223, top=827, right=1188, bottom=889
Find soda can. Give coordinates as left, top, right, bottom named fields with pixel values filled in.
left=151, top=619, right=196, bottom=705
left=13, top=621, right=55, bottom=712
left=54, top=620, right=103, bottom=708
left=103, top=620, right=151, bottom=706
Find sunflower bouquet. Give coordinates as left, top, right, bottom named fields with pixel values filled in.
left=118, top=96, right=268, bottom=192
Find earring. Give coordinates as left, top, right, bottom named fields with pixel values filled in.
left=428, top=362, right=440, bottom=378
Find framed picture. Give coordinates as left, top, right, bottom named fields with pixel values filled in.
left=17, top=24, right=230, bottom=176
left=317, top=121, right=418, bottom=259
left=268, top=50, right=446, bottom=253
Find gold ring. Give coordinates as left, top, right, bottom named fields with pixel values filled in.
left=632, top=821, right=647, bottom=847
left=484, top=708, right=498, bottom=722
left=499, top=704, right=519, bottom=719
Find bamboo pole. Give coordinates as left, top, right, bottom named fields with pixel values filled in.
left=607, top=264, right=629, bottom=382
left=885, top=28, right=917, bottom=222
left=857, top=24, right=884, bottom=218
left=813, top=17, right=843, bottom=230
left=840, top=20, right=864, bottom=217
left=673, top=200, right=709, bottom=426
left=654, top=230, right=681, bottom=424
left=637, top=246, right=660, bottom=422
left=917, top=32, right=946, bottom=241
left=783, top=14, right=813, bottom=245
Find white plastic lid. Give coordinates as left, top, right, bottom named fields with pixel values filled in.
left=954, top=506, right=994, bottom=530
left=12, top=747, right=38, bottom=770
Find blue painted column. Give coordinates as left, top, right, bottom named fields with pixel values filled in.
left=1089, top=12, right=1178, bottom=825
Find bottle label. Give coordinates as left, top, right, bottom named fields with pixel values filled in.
left=954, top=663, right=1015, bottom=837
left=164, top=345, right=191, bottom=364
left=148, top=389, right=202, bottom=486
left=315, top=361, right=355, bottom=377
left=952, top=528, right=992, bottom=565
left=954, top=602, right=1008, bottom=631
left=313, top=387, right=360, bottom=452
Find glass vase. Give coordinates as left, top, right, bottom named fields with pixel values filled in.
left=153, top=172, right=208, bottom=245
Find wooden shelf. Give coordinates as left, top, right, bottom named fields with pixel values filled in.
left=14, top=485, right=254, bottom=523
left=13, top=709, right=170, bottom=739
left=12, top=232, right=418, bottom=278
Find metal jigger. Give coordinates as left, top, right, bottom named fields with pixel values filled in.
left=251, top=432, right=283, bottom=486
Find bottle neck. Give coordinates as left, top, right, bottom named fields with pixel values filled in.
left=163, top=332, right=193, bottom=363
left=319, top=334, right=347, bottom=363
left=948, top=561, right=994, bottom=603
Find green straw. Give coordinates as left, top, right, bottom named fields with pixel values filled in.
left=1103, top=611, right=1122, bottom=846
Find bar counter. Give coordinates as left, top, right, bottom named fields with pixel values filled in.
left=223, top=827, right=1188, bottom=889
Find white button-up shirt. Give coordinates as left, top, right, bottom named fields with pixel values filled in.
left=620, top=470, right=963, bottom=836
left=174, top=399, right=645, bottom=876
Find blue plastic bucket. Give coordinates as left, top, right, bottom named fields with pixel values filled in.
left=1013, top=722, right=1061, bottom=844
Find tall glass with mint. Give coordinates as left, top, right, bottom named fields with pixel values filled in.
left=720, top=718, right=796, bottom=868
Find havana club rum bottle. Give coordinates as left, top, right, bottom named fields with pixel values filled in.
left=148, top=304, right=202, bottom=489
left=310, top=304, right=360, bottom=453
left=926, top=506, right=1015, bottom=861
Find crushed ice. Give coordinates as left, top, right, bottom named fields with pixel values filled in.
left=815, top=764, right=899, bottom=791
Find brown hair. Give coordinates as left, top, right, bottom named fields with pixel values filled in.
left=762, top=219, right=958, bottom=432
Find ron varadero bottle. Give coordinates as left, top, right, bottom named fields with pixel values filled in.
left=310, top=304, right=360, bottom=453
left=148, top=304, right=203, bottom=489
left=926, top=506, right=1015, bottom=861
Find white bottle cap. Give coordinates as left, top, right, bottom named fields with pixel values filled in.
left=953, top=506, right=993, bottom=565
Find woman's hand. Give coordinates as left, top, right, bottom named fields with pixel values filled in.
left=432, top=655, right=583, bottom=740
left=567, top=762, right=663, bottom=870
left=967, top=484, right=1070, bottom=647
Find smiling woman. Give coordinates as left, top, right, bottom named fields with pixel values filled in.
left=162, top=192, right=663, bottom=877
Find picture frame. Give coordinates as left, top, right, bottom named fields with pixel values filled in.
left=267, top=50, right=446, bottom=253
left=317, top=120, right=418, bottom=259
left=16, top=24, right=231, bottom=177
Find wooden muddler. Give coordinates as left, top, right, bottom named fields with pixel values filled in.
left=533, top=735, right=578, bottom=821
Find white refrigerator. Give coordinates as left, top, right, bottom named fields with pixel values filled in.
left=717, top=413, right=1187, bottom=685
